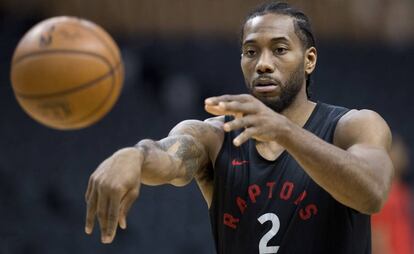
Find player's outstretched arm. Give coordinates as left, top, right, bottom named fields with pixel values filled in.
left=84, top=119, right=223, bottom=244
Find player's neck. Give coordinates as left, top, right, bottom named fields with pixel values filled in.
left=280, top=88, right=316, bottom=128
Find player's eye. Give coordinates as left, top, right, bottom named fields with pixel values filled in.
left=243, top=49, right=257, bottom=57
left=274, top=47, right=287, bottom=55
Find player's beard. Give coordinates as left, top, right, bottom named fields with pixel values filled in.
left=246, top=63, right=305, bottom=113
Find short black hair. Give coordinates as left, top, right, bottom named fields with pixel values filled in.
left=241, top=1, right=316, bottom=97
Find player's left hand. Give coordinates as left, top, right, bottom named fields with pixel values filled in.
left=205, top=94, right=290, bottom=146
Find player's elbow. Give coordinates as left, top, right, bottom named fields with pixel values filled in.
left=360, top=182, right=391, bottom=215
left=360, top=164, right=394, bottom=215
left=136, top=139, right=156, bottom=151
left=361, top=193, right=384, bottom=215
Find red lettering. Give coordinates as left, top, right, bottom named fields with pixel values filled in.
left=236, top=197, right=247, bottom=214
left=248, top=184, right=261, bottom=203
left=299, top=204, right=318, bottom=220
left=223, top=213, right=239, bottom=229
left=294, top=190, right=307, bottom=205
left=266, top=181, right=276, bottom=199
left=280, top=181, right=294, bottom=200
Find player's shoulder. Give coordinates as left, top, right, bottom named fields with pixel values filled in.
left=204, top=115, right=225, bottom=127
left=337, top=109, right=388, bottom=129
left=334, top=109, right=391, bottom=149
left=169, top=117, right=224, bottom=138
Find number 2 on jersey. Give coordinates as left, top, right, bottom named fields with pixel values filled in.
left=257, top=213, right=280, bottom=254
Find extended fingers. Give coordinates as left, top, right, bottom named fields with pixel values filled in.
left=85, top=177, right=93, bottom=203
left=85, top=174, right=99, bottom=234
left=105, top=195, right=122, bottom=243
left=223, top=115, right=255, bottom=132
left=85, top=179, right=134, bottom=244
left=218, top=101, right=257, bottom=115
left=85, top=187, right=97, bottom=234
left=85, top=160, right=110, bottom=231
left=204, top=104, right=228, bottom=116
left=119, top=187, right=140, bottom=229
left=205, top=104, right=245, bottom=117
left=205, top=94, right=252, bottom=105
left=97, top=191, right=110, bottom=243
left=205, top=100, right=256, bottom=117
left=97, top=186, right=124, bottom=244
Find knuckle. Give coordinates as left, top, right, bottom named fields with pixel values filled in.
left=91, top=174, right=105, bottom=187
left=97, top=181, right=124, bottom=195
left=89, top=175, right=97, bottom=185
left=110, top=184, right=126, bottom=194
left=105, top=184, right=117, bottom=192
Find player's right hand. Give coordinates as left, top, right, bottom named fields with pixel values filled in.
left=84, top=147, right=143, bottom=244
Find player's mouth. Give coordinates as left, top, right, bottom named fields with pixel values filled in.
left=252, top=78, right=280, bottom=94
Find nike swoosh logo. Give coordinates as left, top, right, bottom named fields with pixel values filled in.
left=232, top=159, right=249, bottom=166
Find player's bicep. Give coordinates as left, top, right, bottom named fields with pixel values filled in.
left=334, top=109, right=393, bottom=177
left=334, top=110, right=394, bottom=206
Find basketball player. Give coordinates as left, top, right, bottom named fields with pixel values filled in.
left=84, top=2, right=393, bottom=253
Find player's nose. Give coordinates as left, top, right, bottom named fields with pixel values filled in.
left=255, top=50, right=274, bottom=74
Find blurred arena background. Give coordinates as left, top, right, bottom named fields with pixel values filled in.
left=0, top=0, right=413, bottom=253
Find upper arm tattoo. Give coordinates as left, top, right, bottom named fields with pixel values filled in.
left=157, top=134, right=209, bottom=185
left=166, top=120, right=221, bottom=184
left=137, top=120, right=220, bottom=186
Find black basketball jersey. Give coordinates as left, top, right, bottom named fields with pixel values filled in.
left=209, top=102, right=371, bottom=254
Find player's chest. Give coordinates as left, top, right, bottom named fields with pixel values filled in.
left=217, top=137, right=326, bottom=219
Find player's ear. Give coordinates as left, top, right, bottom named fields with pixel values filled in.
left=304, top=47, right=317, bottom=76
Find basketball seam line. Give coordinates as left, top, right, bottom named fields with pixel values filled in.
left=12, top=49, right=113, bottom=66
left=14, top=61, right=121, bottom=99
left=13, top=51, right=121, bottom=99
left=20, top=60, right=119, bottom=128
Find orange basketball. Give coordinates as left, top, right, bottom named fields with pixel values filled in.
left=10, top=16, right=124, bottom=130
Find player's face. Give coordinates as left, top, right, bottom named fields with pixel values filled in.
left=241, top=14, right=307, bottom=112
